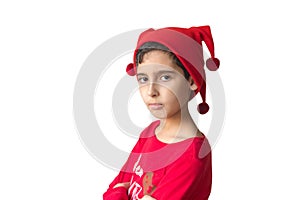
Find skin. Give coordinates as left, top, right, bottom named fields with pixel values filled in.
left=137, top=50, right=202, bottom=143
left=113, top=182, right=154, bottom=200
left=114, top=50, right=203, bottom=199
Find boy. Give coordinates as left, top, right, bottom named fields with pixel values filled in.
left=103, top=25, right=220, bottom=200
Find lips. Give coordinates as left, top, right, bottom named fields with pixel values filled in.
left=148, top=103, right=163, bottom=110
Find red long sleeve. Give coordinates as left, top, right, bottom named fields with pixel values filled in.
left=102, top=149, right=137, bottom=200
left=151, top=149, right=212, bottom=199
left=103, top=130, right=146, bottom=200
left=103, top=186, right=128, bottom=200
left=103, top=121, right=212, bottom=200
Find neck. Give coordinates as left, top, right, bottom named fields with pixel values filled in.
left=156, top=106, right=199, bottom=142
left=160, top=106, right=189, bottom=128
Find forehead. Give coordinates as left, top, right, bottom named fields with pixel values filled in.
left=137, top=51, right=184, bottom=76
left=137, top=63, right=182, bottom=76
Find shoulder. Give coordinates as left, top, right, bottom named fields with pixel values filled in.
left=171, top=136, right=212, bottom=166
left=139, top=120, right=160, bottom=139
left=189, top=136, right=212, bottom=160
left=163, top=138, right=212, bottom=177
left=160, top=136, right=211, bottom=168
left=131, top=120, right=160, bottom=153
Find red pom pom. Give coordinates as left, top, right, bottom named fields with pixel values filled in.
left=206, top=58, right=220, bottom=71
left=197, top=102, right=209, bottom=114
left=126, top=63, right=136, bottom=76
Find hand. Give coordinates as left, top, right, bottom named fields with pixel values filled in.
left=141, top=195, right=156, bottom=200
left=113, top=182, right=130, bottom=189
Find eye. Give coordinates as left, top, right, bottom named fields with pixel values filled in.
left=160, top=75, right=171, bottom=81
left=138, top=76, right=148, bottom=84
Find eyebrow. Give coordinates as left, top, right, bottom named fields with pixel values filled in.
left=137, top=70, right=177, bottom=76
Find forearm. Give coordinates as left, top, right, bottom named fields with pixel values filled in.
left=103, top=182, right=130, bottom=200
left=113, top=182, right=130, bottom=189
left=141, top=195, right=156, bottom=200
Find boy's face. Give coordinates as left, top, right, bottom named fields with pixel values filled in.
left=136, top=50, right=197, bottom=119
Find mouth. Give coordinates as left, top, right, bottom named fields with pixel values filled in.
left=148, top=103, right=163, bottom=110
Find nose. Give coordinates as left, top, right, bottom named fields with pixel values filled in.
left=147, top=83, right=159, bottom=97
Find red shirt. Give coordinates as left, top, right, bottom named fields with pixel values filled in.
left=103, top=121, right=212, bottom=200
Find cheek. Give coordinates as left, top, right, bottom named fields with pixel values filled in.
left=165, top=83, right=191, bottom=103
left=138, top=86, right=148, bottom=101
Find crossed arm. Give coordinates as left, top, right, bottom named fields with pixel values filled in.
left=104, top=156, right=211, bottom=200
left=113, top=182, right=156, bottom=200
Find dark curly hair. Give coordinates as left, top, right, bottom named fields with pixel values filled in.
left=135, top=42, right=190, bottom=79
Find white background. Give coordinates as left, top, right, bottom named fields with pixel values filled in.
left=1, top=0, right=300, bottom=199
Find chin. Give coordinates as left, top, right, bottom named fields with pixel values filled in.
left=149, top=110, right=181, bottom=120
left=149, top=110, right=167, bottom=119
left=150, top=112, right=167, bottom=119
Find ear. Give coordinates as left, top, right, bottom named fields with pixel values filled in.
left=188, top=77, right=198, bottom=91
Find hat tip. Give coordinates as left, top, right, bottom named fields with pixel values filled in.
left=126, top=63, right=136, bottom=76
left=206, top=58, right=220, bottom=71
left=197, top=102, right=210, bottom=114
